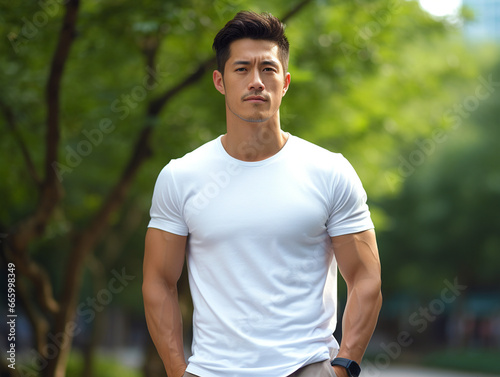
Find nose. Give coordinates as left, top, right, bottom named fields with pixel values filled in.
left=248, top=69, right=265, bottom=91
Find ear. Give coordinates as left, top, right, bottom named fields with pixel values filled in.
left=213, top=70, right=225, bottom=95
left=282, top=72, right=291, bottom=97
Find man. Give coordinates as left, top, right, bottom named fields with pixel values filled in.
left=143, top=11, right=382, bottom=377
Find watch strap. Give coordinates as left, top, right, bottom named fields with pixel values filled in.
left=330, top=357, right=361, bottom=377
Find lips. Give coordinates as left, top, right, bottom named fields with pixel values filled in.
left=244, top=95, right=267, bottom=102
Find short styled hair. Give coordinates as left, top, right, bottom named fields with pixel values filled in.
left=212, top=11, right=290, bottom=75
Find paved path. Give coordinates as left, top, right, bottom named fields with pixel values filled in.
left=367, top=365, right=500, bottom=377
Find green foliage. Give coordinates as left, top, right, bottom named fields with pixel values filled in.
left=279, top=0, right=479, bottom=203
left=66, top=351, right=141, bottom=377
left=378, top=56, right=500, bottom=294
left=423, top=349, right=500, bottom=375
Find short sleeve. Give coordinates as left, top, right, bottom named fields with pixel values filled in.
left=148, top=162, right=189, bottom=236
left=326, top=156, right=374, bottom=237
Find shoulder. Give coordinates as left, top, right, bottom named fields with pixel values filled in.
left=160, top=137, right=222, bottom=176
left=152, top=137, right=222, bottom=192
left=172, top=137, right=221, bottom=167
left=289, top=135, right=352, bottom=173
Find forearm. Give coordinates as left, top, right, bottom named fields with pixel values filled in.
left=143, top=282, right=187, bottom=377
left=337, top=278, right=382, bottom=363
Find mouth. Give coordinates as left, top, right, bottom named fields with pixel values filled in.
left=244, top=96, right=267, bottom=103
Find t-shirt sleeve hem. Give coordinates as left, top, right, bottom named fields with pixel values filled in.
left=327, top=223, right=374, bottom=238
left=148, top=219, right=189, bottom=236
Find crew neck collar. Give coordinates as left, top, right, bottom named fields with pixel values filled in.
left=217, top=132, right=292, bottom=167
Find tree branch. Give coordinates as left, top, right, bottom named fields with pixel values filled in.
left=4, top=244, right=60, bottom=314
left=1, top=241, right=50, bottom=356
left=281, top=0, right=314, bottom=22
left=148, top=56, right=216, bottom=117
left=45, top=0, right=80, bottom=185
left=11, top=0, right=80, bottom=255
left=6, top=2, right=81, bottom=374
left=15, top=276, right=51, bottom=355
left=0, top=100, right=41, bottom=185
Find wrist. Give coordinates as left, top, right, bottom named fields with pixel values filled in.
left=332, top=365, right=349, bottom=377
left=330, top=357, right=361, bottom=377
left=165, top=362, right=187, bottom=377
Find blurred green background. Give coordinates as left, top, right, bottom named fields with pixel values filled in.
left=1, top=0, right=499, bottom=376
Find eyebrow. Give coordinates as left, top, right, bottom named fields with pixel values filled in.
left=233, top=60, right=280, bottom=68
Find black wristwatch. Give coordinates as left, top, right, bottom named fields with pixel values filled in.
left=330, top=357, right=361, bottom=377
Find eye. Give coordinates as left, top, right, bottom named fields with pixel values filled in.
left=263, top=67, right=277, bottom=72
left=235, top=67, right=247, bottom=72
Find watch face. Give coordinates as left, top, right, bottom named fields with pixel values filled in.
left=348, top=361, right=361, bottom=376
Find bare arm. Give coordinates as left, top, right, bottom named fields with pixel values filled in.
left=331, top=229, right=382, bottom=377
left=142, top=228, right=188, bottom=377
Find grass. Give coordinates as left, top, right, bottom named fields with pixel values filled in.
left=66, top=351, right=142, bottom=377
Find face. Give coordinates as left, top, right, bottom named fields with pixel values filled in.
left=213, top=38, right=291, bottom=123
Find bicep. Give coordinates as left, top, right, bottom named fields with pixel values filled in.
left=331, top=229, right=381, bottom=287
left=143, top=228, right=187, bottom=288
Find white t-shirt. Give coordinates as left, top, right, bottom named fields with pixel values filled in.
left=148, top=134, right=374, bottom=377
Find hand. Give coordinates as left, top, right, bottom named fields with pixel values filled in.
left=332, top=365, right=349, bottom=377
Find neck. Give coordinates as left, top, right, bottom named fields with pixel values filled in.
left=222, top=109, right=288, bottom=162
